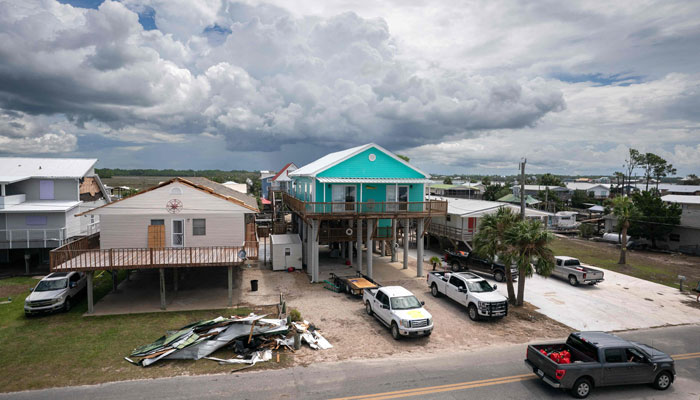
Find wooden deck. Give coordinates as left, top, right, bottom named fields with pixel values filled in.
left=50, top=242, right=259, bottom=272
left=283, top=193, right=447, bottom=220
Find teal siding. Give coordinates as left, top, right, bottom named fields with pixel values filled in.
left=318, top=147, right=425, bottom=179
left=315, top=183, right=425, bottom=203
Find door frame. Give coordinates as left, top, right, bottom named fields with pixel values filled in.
left=171, top=219, right=185, bottom=247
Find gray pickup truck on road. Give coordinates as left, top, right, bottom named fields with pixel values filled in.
left=525, top=331, right=675, bottom=398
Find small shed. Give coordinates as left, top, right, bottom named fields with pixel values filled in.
left=270, top=234, right=302, bottom=271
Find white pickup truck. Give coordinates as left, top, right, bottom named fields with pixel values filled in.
left=24, top=271, right=86, bottom=316
left=363, top=286, right=433, bottom=340
left=548, top=256, right=604, bottom=286
left=427, top=271, right=508, bottom=321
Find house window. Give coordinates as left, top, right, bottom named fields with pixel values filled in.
left=150, top=219, right=165, bottom=226
left=669, top=233, right=680, bottom=242
left=39, top=180, right=54, bottom=200
left=446, top=215, right=451, bottom=222
left=193, top=219, right=206, bottom=236
left=285, top=248, right=291, bottom=256
left=26, top=216, right=48, bottom=226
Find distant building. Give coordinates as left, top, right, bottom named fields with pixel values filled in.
left=564, top=182, right=611, bottom=199
left=512, top=184, right=571, bottom=201
left=259, top=170, right=276, bottom=200
left=269, top=163, right=298, bottom=196
left=222, top=181, right=247, bottom=194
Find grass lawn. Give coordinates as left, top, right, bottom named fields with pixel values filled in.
left=549, top=236, right=700, bottom=291
left=0, top=273, right=290, bottom=393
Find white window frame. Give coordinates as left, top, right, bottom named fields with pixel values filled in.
left=332, top=185, right=357, bottom=212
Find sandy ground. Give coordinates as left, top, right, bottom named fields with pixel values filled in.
left=237, top=246, right=572, bottom=366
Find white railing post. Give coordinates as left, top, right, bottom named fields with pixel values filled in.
left=27, top=229, right=29, bottom=248
left=8, top=230, right=12, bottom=249
left=44, top=230, right=47, bottom=248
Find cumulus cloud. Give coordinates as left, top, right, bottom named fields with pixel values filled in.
left=0, top=0, right=564, bottom=156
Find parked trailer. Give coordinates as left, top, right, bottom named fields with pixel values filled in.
left=330, top=272, right=379, bottom=296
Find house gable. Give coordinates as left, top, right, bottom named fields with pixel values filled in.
left=82, top=181, right=253, bottom=216
left=317, top=146, right=425, bottom=179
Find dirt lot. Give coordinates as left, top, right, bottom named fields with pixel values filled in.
left=239, top=253, right=572, bottom=366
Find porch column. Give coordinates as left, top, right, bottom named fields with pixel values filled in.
left=311, top=219, right=319, bottom=282
left=391, top=219, right=397, bottom=262
left=111, top=270, right=118, bottom=293
left=227, top=265, right=233, bottom=307
left=159, top=267, right=166, bottom=310
left=403, top=218, right=409, bottom=269
left=86, top=271, right=94, bottom=314
left=417, top=218, right=425, bottom=277
left=366, top=219, right=374, bottom=279
left=303, top=221, right=309, bottom=268
left=349, top=240, right=354, bottom=266
left=356, top=219, right=363, bottom=273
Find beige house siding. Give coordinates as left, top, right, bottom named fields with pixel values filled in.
left=99, top=213, right=245, bottom=249
left=91, top=181, right=253, bottom=250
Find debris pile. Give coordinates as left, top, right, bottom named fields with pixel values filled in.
left=126, top=313, right=331, bottom=367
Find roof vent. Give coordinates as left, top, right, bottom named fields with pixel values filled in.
left=368, top=153, right=376, bottom=162
left=170, top=187, right=183, bottom=195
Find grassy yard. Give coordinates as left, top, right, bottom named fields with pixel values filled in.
left=549, top=237, right=700, bottom=291
left=0, top=274, right=288, bottom=393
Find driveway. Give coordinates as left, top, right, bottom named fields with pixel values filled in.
left=408, top=245, right=700, bottom=331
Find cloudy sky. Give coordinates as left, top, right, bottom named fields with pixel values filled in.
left=1, top=0, right=699, bottom=176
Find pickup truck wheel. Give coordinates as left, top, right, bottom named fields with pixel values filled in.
left=467, top=304, right=479, bottom=321
left=365, top=302, right=373, bottom=316
left=390, top=323, right=401, bottom=340
left=431, top=284, right=440, bottom=297
left=653, top=371, right=672, bottom=390
left=568, top=275, right=579, bottom=286
left=571, top=377, right=592, bottom=398
left=63, top=297, right=71, bottom=312
left=494, top=271, right=504, bottom=282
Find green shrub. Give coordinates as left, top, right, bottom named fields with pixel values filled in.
left=289, top=308, right=302, bottom=322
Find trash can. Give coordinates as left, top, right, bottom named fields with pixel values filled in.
left=250, top=279, right=259, bottom=292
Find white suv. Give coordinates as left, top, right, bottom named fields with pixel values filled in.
left=24, top=272, right=86, bottom=316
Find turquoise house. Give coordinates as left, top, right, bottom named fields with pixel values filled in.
left=284, top=143, right=446, bottom=282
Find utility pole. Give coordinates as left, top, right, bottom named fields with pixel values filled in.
left=520, top=158, right=526, bottom=220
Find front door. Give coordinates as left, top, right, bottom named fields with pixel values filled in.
left=387, top=185, right=409, bottom=211
left=332, top=185, right=356, bottom=212
left=172, top=219, right=184, bottom=247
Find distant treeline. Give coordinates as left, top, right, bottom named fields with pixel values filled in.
left=96, top=168, right=259, bottom=184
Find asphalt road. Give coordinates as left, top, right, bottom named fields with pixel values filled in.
left=3, top=325, right=700, bottom=400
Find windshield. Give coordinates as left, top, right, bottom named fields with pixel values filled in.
left=35, top=279, right=67, bottom=292
left=390, top=296, right=422, bottom=310
left=466, top=280, right=494, bottom=292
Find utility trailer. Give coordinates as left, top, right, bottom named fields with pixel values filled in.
left=329, top=272, right=379, bottom=296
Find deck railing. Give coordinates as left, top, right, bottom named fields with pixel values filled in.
left=283, top=193, right=447, bottom=219
left=0, top=228, right=66, bottom=249
left=427, top=223, right=474, bottom=242
left=50, top=241, right=259, bottom=272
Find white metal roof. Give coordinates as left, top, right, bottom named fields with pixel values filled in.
left=0, top=157, right=97, bottom=179
left=0, top=175, right=30, bottom=184
left=270, top=234, right=302, bottom=245
left=515, top=185, right=570, bottom=191
left=428, top=196, right=553, bottom=218
left=631, top=183, right=700, bottom=193
left=0, top=200, right=81, bottom=213
left=289, top=143, right=430, bottom=178
left=565, top=182, right=611, bottom=191
left=317, top=177, right=433, bottom=184
left=662, top=195, right=700, bottom=205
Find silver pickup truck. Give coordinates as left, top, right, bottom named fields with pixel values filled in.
left=546, top=256, right=604, bottom=286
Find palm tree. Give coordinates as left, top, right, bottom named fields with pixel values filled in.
left=473, top=207, right=519, bottom=304
left=610, top=196, right=637, bottom=264
left=505, top=219, right=554, bottom=306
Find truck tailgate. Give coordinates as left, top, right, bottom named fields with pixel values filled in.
left=526, top=345, right=559, bottom=380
